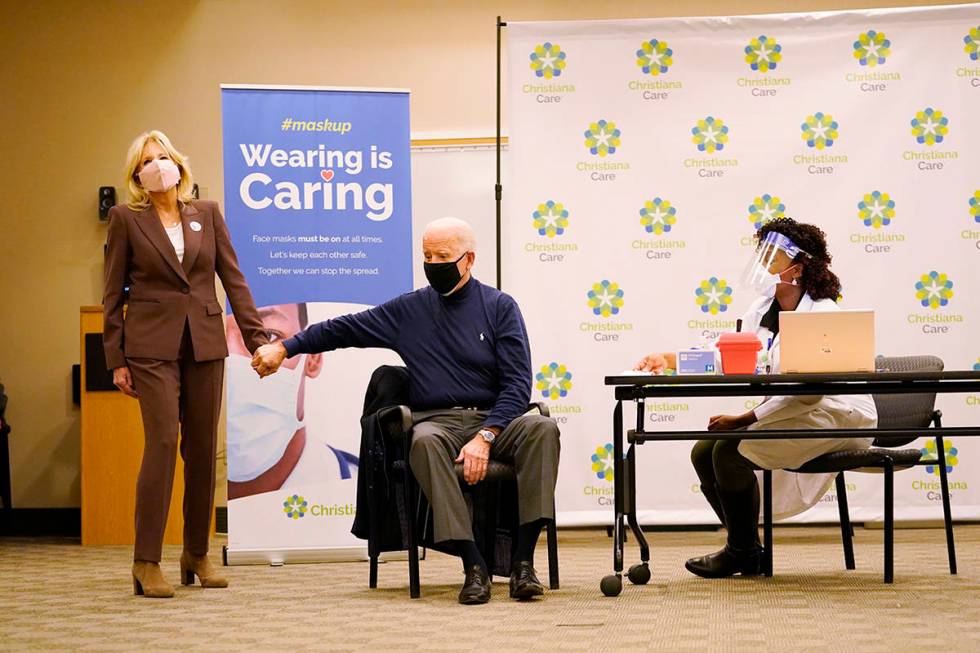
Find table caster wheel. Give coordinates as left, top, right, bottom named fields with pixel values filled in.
left=627, top=563, right=651, bottom=585
left=600, top=574, right=623, bottom=597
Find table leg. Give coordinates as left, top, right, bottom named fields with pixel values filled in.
left=601, top=400, right=626, bottom=596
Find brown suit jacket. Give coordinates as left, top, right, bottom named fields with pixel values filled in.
left=103, top=199, right=268, bottom=369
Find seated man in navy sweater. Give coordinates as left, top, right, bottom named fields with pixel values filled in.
left=252, top=217, right=560, bottom=605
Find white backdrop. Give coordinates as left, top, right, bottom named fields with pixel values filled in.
left=503, top=4, right=980, bottom=526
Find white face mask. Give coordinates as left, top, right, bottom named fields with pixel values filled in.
left=755, top=264, right=801, bottom=299
left=226, top=353, right=304, bottom=483
left=138, top=158, right=181, bottom=193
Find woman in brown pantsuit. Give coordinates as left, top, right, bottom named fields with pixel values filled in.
left=103, top=130, right=268, bottom=598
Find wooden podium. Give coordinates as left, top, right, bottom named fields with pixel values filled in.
left=80, top=306, right=208, bottom=546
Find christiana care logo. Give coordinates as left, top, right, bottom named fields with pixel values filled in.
left=858, top=191, right=895, bottom=228
left=971, top=191, right=980, bottom=223
left=530, top=42, right=566, bottom=79
left=801, top=112, right=838, bottom=149
left=744, top=35, right=782, bottom=72
left=283, top=494, right=308, bottom=520
left=533, top=200, right=569, bottom=238
left=747, top=194, right=785, bottom=230
left=636, top=38, right=673, bottom=75
left=915, top=271, right=953, bottom=309
left=921, top=439, right=958, bottom=476
left=853, top=30, right=891, bottom=66
left=591, top=444, right=615, bottom=482
left=639, top=197, right=677, bottom=234
left=587, top=280, right=624, bottom=317
left=910, top=108, right=948, bottom=146
left=584, top=120, right=621, bottom=157
left=691, top=116, right=729, bottom=153
left=535, top=362, right=572, bottom=400
left=695, top=277, right=733, bottom=314
left=964, top=26, right=979, bottom=61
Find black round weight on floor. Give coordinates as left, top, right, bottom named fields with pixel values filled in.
left=627, top=563, right=651, bottom=585
left=600, top=574, right=623, bottom=597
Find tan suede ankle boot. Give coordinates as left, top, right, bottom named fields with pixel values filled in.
left=180, top=551, right=229, bottom=588
left=132, top=561, right=175, bottom=598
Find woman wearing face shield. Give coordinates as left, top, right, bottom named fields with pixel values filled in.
left=102, top=131, right=268, bottom=598
left=634, top=217, right=877, bottom=578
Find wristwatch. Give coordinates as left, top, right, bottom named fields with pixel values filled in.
left=478, top=428, right=496, bottom=445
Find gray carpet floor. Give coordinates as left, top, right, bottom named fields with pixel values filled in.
left=1, top=525, right=978, bottom=652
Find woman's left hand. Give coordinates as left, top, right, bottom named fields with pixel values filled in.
left=707, top=412, right=756, bottom=431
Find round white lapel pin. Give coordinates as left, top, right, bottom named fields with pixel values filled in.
left=189, top=221, right=202, bottom=232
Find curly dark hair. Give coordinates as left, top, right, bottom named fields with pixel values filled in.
left=755, top=217, right=840, bottom=301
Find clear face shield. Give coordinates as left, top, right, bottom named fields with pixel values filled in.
left=738, top=231, right=808, bottom=295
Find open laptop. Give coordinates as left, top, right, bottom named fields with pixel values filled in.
left=779, top=309, right=876, bottom=373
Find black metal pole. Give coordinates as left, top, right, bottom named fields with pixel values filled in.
left=495, top=16, right=505, bottom=290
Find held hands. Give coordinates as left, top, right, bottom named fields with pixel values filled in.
left=707, top=411, right=758, bottom=432
left=456, top=435, right=491, bottom=485
left=251, top=342, right=287, bottom=378
left=112, top=366, right=138, bottom=398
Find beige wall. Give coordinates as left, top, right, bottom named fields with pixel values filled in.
left=0, top=0, right=966, bottom=508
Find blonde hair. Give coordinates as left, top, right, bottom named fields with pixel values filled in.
left=123, top=130, right=195, bottom=210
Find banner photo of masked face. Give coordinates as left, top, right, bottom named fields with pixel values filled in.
left=221, top=86, right=412, bottom=561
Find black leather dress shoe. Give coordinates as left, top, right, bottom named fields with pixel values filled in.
left=458, top=565, right=491, bottom=605
left=684, top=546, right=763, bottom=579
left=509, top=561, right=545, bottom=600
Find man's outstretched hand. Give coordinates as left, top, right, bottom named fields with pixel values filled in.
left=252, top=342, right=287, bottom=378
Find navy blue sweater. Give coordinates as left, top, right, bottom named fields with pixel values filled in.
left=282, top=278, right=532, bottom=431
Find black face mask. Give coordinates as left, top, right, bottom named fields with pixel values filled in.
left=424, top=252, right=467, bottom=295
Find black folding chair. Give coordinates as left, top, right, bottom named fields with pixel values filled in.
left=762, top=355, right=956, bottom=583
left=367, top=403, right=560, bottom=598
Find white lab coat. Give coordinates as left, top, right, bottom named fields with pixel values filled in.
left=733, top=292, right=877, bottom=520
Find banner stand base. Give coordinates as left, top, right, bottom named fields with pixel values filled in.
left=223, top=544, right=367, bottom=566
left=222, top=545, right=417, bottom=566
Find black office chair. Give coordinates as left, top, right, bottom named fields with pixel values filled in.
left=761, top=355, right=955, bottom=583
left=366, top=402, right=560, bottom=598
left=0, top=382, right=11, bottom=511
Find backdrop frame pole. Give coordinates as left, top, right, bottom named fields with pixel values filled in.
left=496, top=16, right=506, bottom=290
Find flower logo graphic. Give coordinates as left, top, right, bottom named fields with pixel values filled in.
left=536, top=362, right=572, bottom=400
left=965, top=25, right=980, bottom=61
left=969, top=191, right=979, bottom=223
left=801, top=112, right=838, bottom=149
left=691, top=116, right=729, bottom=153
left=910, top=108, right=949, bottom=146
left=922, top=439, right=958, bottom=476
left=973, top=357, right=980, bottom=372
left=584, top=120, right=621, bottom=157
left=915, top=271, right=954, bottom=310
left=858, top=191, right=895, bottom=229
left=695, top=277, right=733, bottom=315
left=639, top=197, right=677, bottom=235
left=587, top=280, right=625, bottom=318
left=853, top=30, right=891, bottom=66
left=591, top=444, right=615, bottom=482
left=283, top=494, right=308, bottom=520
left=530, top=42, right=566, bottom=79
left=744, top=35, right=782, bottom=72
left=532, top=200, right=569, bottom=238
left=636, top=38, right=673, bottom=75
left=748, top=194, right=786, bottom=230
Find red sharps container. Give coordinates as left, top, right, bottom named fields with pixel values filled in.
left=716, top=332, right=762, bottom=374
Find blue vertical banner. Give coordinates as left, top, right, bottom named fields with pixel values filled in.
left=220, top=86, right=412, bottom=562
left=221, top=85, right=412, bottom=306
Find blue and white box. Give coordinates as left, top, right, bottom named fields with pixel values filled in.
left=677, top=349, right=717, bottom=375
